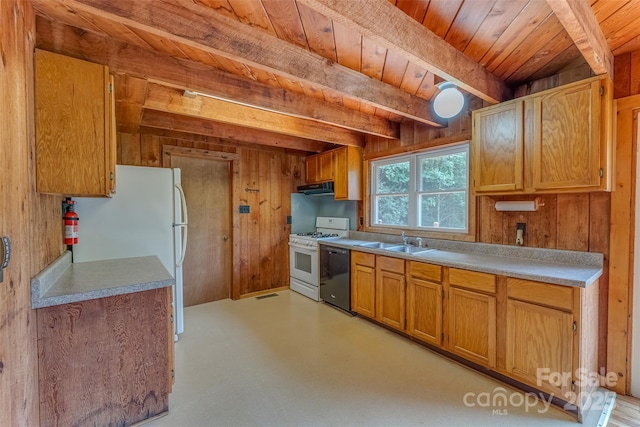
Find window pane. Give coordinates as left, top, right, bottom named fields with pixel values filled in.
left=420, top=151, right=467, bottom=192
left=419, top=192, right=466, bottom=230
left=375, top=195, right=408, bottom=226
left=377, top=161, right=410, bottom=194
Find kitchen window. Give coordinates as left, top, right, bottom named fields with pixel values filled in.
left=370, top=143, right=469, bottom=233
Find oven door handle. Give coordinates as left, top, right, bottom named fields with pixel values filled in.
left=288, top=242, right=317, bottom=252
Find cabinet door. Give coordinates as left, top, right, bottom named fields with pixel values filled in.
left=472, top=101, right=524, bottom=193
left=448, top=287, right=496, bottom=368
left=506, top=299, right=573, bottom=397
left=35, top=49, right=113, bottom=197
left=530, top=80, right=602, bottom=191
left=407, top=277, right=442, bottom=346
left=317, top=152, right=334, bottom=182
left=376, top=269, right=405, bottom=330
left=351, top=252, right=376, bottom=318
left=305, top=155, right=319, bottom=183
left=334, top=146, right=363, bottom=200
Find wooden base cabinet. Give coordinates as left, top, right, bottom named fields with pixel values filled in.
left=376, top=256, right=405, bottom=330
left=37, top=288, right=172, bottom=426
left=447, top=268, right=497, bottom=368
left=448, top=287, right=496, bottom=368
left=506, top=299, right=573, bottom=397
left=349, top=254, right=599, bottom=420
left=406, top=261, right=443, bottom=346
left=504, top=277, right=599, bottom=418
left=351, top=251, right=376, bottom=318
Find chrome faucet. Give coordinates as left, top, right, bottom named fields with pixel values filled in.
left=416, top=237, right=423, bottom=248
left=401, top=231, right=408, bottom=245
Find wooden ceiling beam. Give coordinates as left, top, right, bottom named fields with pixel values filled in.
left=297, top=0, right=511, bottom=104
left=34, top=16, right=398, bottom=139
left=140, top=110, right=331, bottom=154
left=138, top=127, right=314, bottom=157
left=546, top=0, right=613, bottom=76
left=53, top=0, right=444, bottom=126
left=143, top=83, right=364, bottom=147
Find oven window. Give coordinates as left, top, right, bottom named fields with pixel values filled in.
left=295, top=251, right=313, bottom=274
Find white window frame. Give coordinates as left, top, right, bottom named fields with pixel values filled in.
left=370, top=143, right=470, bottom=234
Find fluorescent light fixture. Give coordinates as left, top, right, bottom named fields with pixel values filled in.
left=433, top=82, right=465, bottom=119
left=494, top=200, right=544, bottom=212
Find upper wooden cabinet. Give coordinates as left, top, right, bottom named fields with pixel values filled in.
left=305, top=151, right=333, bottom=184
left=305, top=146, right=363, bottom=200
left=35, top=49, right=116, bottom=197
left=333, top=146, right=363, bottom=200
left=472, top=101, right=524, bottom=193
left=472, top=75, right=612, bottom=195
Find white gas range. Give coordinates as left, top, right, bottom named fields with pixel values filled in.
left=289, top=217, right=349, bottom=301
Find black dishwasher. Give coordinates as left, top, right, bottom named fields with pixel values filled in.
left=319, top=245, right=352, bottom=313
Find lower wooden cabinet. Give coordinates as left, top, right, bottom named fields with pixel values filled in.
left=351, top=251, right=376, bottom=317
left=348, top=253, right=598, bottom=419
left=406, top=261, right=443, bottom=346
left=376, top=256, right=405, bottom=330
left=448, top=287, right=496, bottom=368
left=506, top=299, right=573, bottom=397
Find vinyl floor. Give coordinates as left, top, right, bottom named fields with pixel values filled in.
left=145, top=290, right=614, bottom=427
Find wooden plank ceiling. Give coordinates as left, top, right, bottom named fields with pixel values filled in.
left=31, top=0, right=640, bottom=153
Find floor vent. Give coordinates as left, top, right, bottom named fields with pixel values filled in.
left=255, top=293, right=278, bottom=300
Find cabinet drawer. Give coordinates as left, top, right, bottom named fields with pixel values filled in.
left=352, top=251, right=375, bottom=268
left=408, top=261, right=442, bottom=283
left=449, top=268, right=496, bottom=294
left=377, top=256, right=405, bottom=274
left=506, top=278, right=574, bottom=312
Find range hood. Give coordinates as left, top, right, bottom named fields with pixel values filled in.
left=297, top=182, right=334, bottom=195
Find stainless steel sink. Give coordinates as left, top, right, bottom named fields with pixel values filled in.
left=358, top=242, right=401, bottom=249
left=384, top=245, right=434, bottom=254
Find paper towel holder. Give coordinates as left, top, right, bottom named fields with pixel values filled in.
left=494, top=198, right=544, bottom=212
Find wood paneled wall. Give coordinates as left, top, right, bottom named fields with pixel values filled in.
left=614, top=50, right=640, bottom=98
left=0, top=1, right=40, bottom=425
left=118, top=131, right=305, bottom=297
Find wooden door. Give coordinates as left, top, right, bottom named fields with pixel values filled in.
left=448, top=287, right=496, bottom=368
left=376, top=256, right=406, bottom=330
left=351, top=251, right=376, bottom=318
left=407, top=277, right=443, bottom=346
left=472, top=100, right=524, bottom=193
left=530, top=80, right=602, bottom=190
left=171, top=156, right=231, bottom=306
left=506, top=299, right=573, bottom=397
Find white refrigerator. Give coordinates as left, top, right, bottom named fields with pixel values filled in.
left=73, top=165, right=188, bottom=339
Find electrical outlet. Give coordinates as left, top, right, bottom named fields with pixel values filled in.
left=515, top=223, right=526, bottom=246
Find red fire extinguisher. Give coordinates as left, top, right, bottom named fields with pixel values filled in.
left=63, top=198, right=79, bottom=245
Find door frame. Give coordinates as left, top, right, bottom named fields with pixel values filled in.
left=609, top=95, right=640, bottom=395
left=162, top=145, right=242, bottom=300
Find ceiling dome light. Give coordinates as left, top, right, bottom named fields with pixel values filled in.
left=433, top=82, right=465, bottom=119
